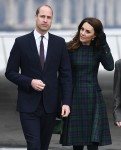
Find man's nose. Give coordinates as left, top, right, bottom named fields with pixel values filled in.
left=43, top=17, right=48, bottom=22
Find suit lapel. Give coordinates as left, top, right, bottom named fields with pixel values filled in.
left=28, top=32, right=56, bottom=72
left=28, top=32, right=43, bottom=70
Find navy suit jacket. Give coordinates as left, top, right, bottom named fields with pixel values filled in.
left=5, top=31, right=72, bottom=113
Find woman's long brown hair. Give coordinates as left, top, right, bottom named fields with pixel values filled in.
left=67, top=17, right=104, bottom=52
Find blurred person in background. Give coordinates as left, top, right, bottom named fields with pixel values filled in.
left=5, top=4, right=72, bottom=150
left=113, top=59, right=121, bottom=127
left=60, top=17, right=114, bottom=150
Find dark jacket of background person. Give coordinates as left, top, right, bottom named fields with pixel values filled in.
left=113, top=59, right=121, bottom=124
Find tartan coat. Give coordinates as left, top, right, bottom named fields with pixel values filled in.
left=60, top=43, right=114, bottom=146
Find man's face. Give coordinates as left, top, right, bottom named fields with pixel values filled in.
left=35, top=6, right=53, bottom=34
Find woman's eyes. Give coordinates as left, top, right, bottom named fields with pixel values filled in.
left=81, top=28, right=90, bottom=34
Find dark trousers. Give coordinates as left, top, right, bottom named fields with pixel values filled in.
left=19, top=100, right=56, bottom=150
left=73, top=144, right=98, bottom=150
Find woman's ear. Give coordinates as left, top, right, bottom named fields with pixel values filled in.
left=93, top=35, right=96, bottom=39
left=92, top=35, right=96, bottom=41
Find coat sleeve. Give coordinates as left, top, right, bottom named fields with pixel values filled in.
left=58, top=39, right=72, bottom=106
left=100, top=43, right=114, bottom=71
left=113, top=61, right=121, bottom=122
left=5, top=38, right=32, bottom=91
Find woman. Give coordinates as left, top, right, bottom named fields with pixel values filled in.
left=60, top=17, right=114, bottom=150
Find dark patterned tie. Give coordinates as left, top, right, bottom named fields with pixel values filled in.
left=40, top=36, right=44, bottom=69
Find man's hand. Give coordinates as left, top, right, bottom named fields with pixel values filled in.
left=31, top=79, right=45, bottom=91
left=61, top=105, right=70, bottom=117
left=115, top=121, right=121, bottom=127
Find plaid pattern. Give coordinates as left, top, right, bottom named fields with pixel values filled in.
left=60, top=45, right=114, bottom=146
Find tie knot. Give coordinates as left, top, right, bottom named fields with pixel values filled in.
left=41, top=36, right=44, bottom=40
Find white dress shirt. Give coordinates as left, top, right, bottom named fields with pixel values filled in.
left=34, top=29, right=49, bottom=61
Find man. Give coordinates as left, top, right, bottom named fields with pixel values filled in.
left=113, top=59, right=121, bottom=127
left=5, top=4, right=72, bottom=150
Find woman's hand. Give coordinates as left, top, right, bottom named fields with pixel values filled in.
left=98, top=32, right=107, bottom=46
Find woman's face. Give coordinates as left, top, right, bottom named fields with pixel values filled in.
left=79, top=22, right=96, bottom=45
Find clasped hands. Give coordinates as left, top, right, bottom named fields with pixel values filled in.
left=31, top=79, right=45, bottom=91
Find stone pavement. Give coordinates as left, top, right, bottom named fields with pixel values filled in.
left=0, top=71, right=121, bottom=150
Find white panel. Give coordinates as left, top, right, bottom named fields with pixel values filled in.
left=0, top=38, right=6, bottom=70
left=3, top=37, right=15, bottom=60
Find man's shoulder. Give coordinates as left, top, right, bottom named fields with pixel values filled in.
left=115, top=59, right=121, bottom=71
left=49, top=32, right=65, bottom=41
left=16, top=31, right=33, bottom=41
left=115, top=59, right=121, bottom=66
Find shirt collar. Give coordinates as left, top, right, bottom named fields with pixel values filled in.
left=34, top=29, right=49, bottom=40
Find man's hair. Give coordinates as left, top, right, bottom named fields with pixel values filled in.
left=36, top=4, right=53, bottom=16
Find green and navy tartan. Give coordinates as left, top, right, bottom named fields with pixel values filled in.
left=60, top=45, right=114, bottom=146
